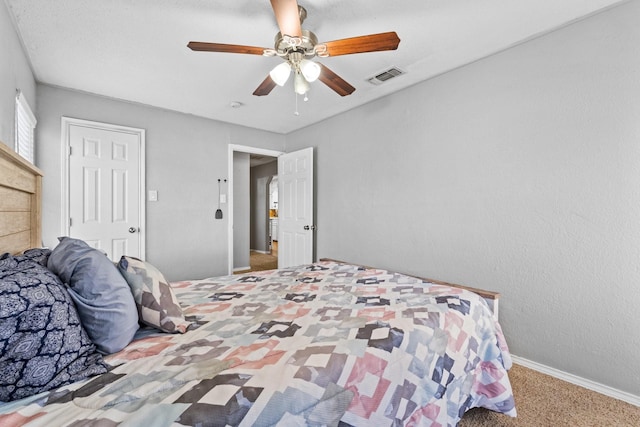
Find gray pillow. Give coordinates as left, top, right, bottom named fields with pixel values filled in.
left=47, top=237, right=139, bottom=354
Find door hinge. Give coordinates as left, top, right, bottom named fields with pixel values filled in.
left=68, top=146, right=72, bottom=156
left=69, top=218, right=72, bottom=227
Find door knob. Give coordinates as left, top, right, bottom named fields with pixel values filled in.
left=303, top=225, right=316, bottom=231
left=129, top=227, right=137, bottom=233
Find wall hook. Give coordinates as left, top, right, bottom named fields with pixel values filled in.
left=215, top=179, right=223, bottom=219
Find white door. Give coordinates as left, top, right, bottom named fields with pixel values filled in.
left=278, top=147, right=314, bottom=268
left=66, top=119, right=145, bottom=261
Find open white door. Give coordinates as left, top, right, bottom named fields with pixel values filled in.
left=278, top=147, right=314, bottom=268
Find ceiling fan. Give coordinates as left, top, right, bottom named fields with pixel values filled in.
left=187, top=0, right=400, bottom=98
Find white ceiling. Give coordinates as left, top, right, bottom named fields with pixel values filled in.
left=6, top=0, right=626, bottom=134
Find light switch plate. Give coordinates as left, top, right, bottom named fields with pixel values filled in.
left=148, top=190, right=158, bottom=202
left=220, top=194, right=227, bottom=204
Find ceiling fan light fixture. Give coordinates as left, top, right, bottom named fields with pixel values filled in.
left=188, top=4, right=400, bottom=99
left=270, top=62, right=292, bottom=86
left=300, top=59, right=321, bottom=82
left=294, top=72, right=310, bottom=95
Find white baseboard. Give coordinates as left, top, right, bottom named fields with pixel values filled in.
left=511, top=355, right=640, bottom=407
left=233, top=266, right=250, bottom=272
left=250, top=249, right=270, bottom=254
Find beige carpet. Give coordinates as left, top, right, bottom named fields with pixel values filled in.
left=459, top=364, right=640, bottom=426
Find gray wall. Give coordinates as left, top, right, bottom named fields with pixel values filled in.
left=286, top=1, right=640, bottom=396
left=0, top=1, right=36, bottom=149
left=250, top=160, right=277, bottom=252
left=233, top=152, right=250, bottom=270
left=36, top=85, right=285, bottom=280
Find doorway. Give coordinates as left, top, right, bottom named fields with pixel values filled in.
left=244, top=158, right=278, bottom=273
left=228, top=144, right=283, bottom=274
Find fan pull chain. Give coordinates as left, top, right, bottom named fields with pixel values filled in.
left=294, top=92, right=300, bottom=116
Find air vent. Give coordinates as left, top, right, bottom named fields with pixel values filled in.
left=367, top=67, right=405, bottom=85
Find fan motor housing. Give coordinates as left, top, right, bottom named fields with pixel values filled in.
left=274, top=30, right=319, bottom=57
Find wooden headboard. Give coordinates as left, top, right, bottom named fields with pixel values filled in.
left=0, top=141, right=43, bottom=255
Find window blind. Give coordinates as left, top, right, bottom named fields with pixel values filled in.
left=15, top=91, right=37, bottom=164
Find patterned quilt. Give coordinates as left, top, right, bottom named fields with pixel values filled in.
left=0, top=261, right=516, bottom=426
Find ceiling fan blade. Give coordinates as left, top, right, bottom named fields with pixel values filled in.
left=321, top=31, right=401, bottom=57
left=187, top=41, right=267, bottom=55
left=318, top=64, right=355, bottom=96
left=253, top=75, right=278, bottom=96
left=270, top=0, right=302, bottom=37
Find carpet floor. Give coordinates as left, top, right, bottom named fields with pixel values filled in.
left=459, top=363, right=640, bottom=426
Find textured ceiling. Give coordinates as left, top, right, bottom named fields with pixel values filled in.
left=6, top=0, right=626, bottom=134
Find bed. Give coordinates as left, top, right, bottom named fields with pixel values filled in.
left=0, top=141, right=516, bottom=426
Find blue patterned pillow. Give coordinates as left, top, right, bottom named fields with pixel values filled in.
left=18, top=248, right=52, bottom=266
left=0, top=248, right=50, bottom=268
left=0, top=257, right=108, bottom=402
